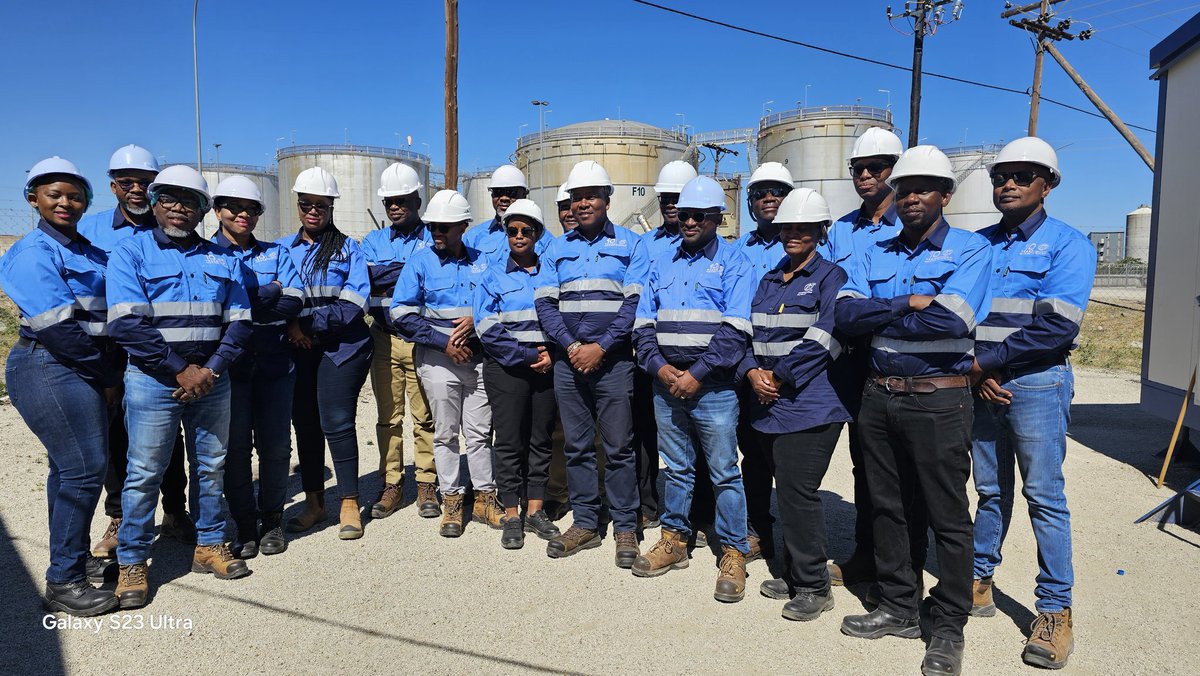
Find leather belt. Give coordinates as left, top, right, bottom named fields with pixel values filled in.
left=16, top=336, right=42, bottom=349
left=870, top=373, right=970, bottom=394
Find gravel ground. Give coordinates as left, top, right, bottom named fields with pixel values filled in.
left=1, top=367, right=1197, bottom=675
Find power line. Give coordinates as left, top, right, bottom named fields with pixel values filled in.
left=1076, top=0, right=1162, bottom=22
left=1093, top=3, right=1200, bottom=32
left=630, top=0, right=1156, bottom=134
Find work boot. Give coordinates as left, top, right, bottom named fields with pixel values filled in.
left=546, top=525, right=601, bottom=558
left=714, top=546, right=747, bottom=603
left=472, top=489, right=505, bottom=529
left=631, top=528, right=689, bottom=577
left=85, top=555, right=116, bottom=585
left=693, top=529, right=708, bottom=549
left=523, top=509, right=561, bottom=540
left=159, top=511, right=197, bottom=544
left=829, top=554, right=876, bottom=587
left=235, top=517, right=259, bottom=559
left=440, top=493, right=464, bottom=538
left=782, top=589, right=835, bottom=622
left=286, top=490, right=326, bottom=533
left=1023, top=608, right=1073, bottom=669
left=542, top=499, right=570, bottom=521
left=500, top=516, right=525, bottom=550
left=840, top=608, right=922, bottom=640
left=338, top=497, right=363, bottom=540
left=746, top=534, right=764, bottom=563
left=92, top=517, right=120, bottom=558
left=259, top=512, right=287, bottom=556
left=43, top=579, right=119, bottom=617
left=922, top=636, right=965, bottom=675
left=371, top=482, right=404, bottom=519
left=417, top=481, right=441, bottom=518
left=971, top=577, right=996, bottom=617
left=613, top=531, right=639, bottom=569
left=639, top=511, right=661, bottom=530
left=192, top=543, right=250, bottom=579
left=760, top=578, right=793, bottom=600
left=115, top=563, right=149, bottom=609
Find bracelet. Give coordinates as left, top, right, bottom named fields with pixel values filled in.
left=567, top=340, right=583, bottom=354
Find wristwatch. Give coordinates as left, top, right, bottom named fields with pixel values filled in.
left=567, top=340, right=584, bottom=354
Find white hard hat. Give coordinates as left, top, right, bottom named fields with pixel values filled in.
left=292, top=167, right=340, bottom=198
left=775, top=187, right=832, bottom=224
left=556, top=182, right=570, bottom=203
left=747, top=161, right=795, bottom=189
left=423, top=189, right=472, bottom=223
left=25, top=156, right=94, bottom=207
left=676, top=176, right=727, bottom=212
left=502, top=198, right=545, bottom=229
left=212, top=175, right=264, bottom=207
left=149, top=165, right=212, bottom=211
left=563, top=160, right=613, bottom=192
left=490, top=164, right=528, bottom=190
left=108, top=144, right=160, bottom=175
left=378, top=162, right=423, bottom=197
left=986, top=136, right=1061, bottom=187
left=887, top=146, right=957, bottom=192
left=849, top=128, right=904, bottom=162
left=654, top=160, right=699, bottom=194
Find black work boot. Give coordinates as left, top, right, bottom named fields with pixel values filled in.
left=85, top=555, right=116, bottom=585
left=259, top=511, right=287, bottom=556
left=235, top=517, right=259, bottom=559
left=43, top=580, right=119, bottom=617
left=922, top=636, right=965, bottom=675
left=782, top=589, right=835, bottom=622
left=760, top=578, right=793, bottom=600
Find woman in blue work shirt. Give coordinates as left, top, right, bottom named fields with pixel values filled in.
left=277, top=167, right=373, bottom=541
left=473, top=199, right=561, bottom=550
left=1, top=157, right=120, bottom=617
left=738, top=188, right=852, bottom=622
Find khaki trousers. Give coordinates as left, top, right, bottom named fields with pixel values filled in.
left=369, top=325, right=435, bottom=485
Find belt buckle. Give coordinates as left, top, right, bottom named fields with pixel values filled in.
left=883, top=376, right=907, bottom=393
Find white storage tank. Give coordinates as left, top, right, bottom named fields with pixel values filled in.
left=190, top=164, right=281, bottom=242
left=276, top=145, right=431, bottom=241
left=756, top=105, right=894, bottom=219
left=941, top=145, right=1002, bottom=232
left=461, top=168, right=495, bottom=225
left=1126, top=204, right=1152, bottom=264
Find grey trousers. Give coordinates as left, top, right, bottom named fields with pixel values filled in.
left=414, top=346, right=495, bottom=495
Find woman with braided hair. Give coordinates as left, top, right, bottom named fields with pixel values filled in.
left=276, top=167, right=373, bottom=540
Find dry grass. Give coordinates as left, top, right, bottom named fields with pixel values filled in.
left=1074, top=299, right=1145, bottom=373
left=0, top=293, right=16, bottom=394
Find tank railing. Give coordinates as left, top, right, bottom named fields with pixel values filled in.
left=691, top=128, right=756, bottom=145
left=517, top=125, right=690, bottom=147
left=463, top=166, right=499, bottom=179
left=943, top=144, right=1004, bottom=156
left=276, top=144, right=430, bottom=163
left=169, top=162, right=271, bottom=175
left=759, top=105, right=893, bottom=129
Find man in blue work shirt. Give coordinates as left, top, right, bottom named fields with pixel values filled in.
left=106, top=166, right=253, bottom=609
left=969, top=137, right=1093, bottom=670
left=631, top=176, right=754, bottom=602
left=77, top=145, right=194, bottom=560
left=535, top=160, right=648, bottom=567
left=836, top=146, right=992, bottom=676
left=465, top=164, right=550, bottom=263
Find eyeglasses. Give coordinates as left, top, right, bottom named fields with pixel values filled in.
left=219, top=201, right=264, bottom=216
left=491, top=187, right=526, bottom=199
left=114, top=178, right=153, bottom=191
left=506, top=226, right=537, bottom=238
left=297, top=200, right=331, bottom=213
left=989, top=170, right=1044, bottom=188
left=155, top=193, right=201, bottom=211
left=383, top=196, right=417, bottom=208
left=428, top=223, right=456, bottom=234
left=848, top=161, right=892, bottom=177
left=676, top=210, right=720, bottom=223
left=748, top=186, right=791, bottom=201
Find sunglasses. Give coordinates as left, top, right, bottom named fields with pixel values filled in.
left=749, top=186, right=791, bottom=201
left=219, top=201, right=264, bottom=216
left=848, top=161, right=892, bottom=177
left=491, top=187, right=526, bottom=199
left=676, top=210, right=720, bottom=223
left=506, top=226, right=537, bottom=238
left=990, top=170, right=1044, bottom=188
left=155, top=193, right=201, bottom=211
left=383, top=196, right=417, bottom=208
left=428, top=223, right=458, bottom=234
left=114, top=178, right=153, bottom=191
left=297, top=200, right=331, bottom=213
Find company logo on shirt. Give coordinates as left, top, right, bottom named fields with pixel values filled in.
left=470, top=261, right=488, bottom=274
left=1020, top=242, right=1051, bottom=256
left=604, top=238, right=628, bottom=248
left=800, top=282, right=816, bottom=295
left=204, top=253, right=224, bottom=265
left=255, top=250, right=278, bottom=263
left=705, top=262, right=725, bottom=275
left=925, top=249, right=955, bottom=262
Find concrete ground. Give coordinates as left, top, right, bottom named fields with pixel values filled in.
left=1, top=367, right=1198, bottom=675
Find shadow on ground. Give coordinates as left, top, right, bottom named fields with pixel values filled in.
left=0, top=515, right=64, bottom=675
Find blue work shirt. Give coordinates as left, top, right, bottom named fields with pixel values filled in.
left=534, top=220, right=648, bottom=354
left=820, top=203, right=902, bottom=271
left=836, top=218, right=993, bottom=377
left=633, top=236, right=753, bottom=386
left=738, top=253, right=852, bottom=434
left=211, top=230, right=304, bottom=379
left=77, top=207, right=156, bottom=256
left=465, top=215, right=551, bottom=265
left=473, top=255, right=553, bottom=368
left=360, top=222, right=432, bottom=335
left=732, top=226, right=787, bottom=283
left=974, top=209, right=1095, bottom=373
left=390, top=245, right=488, bottom=353
left=276, top=230, right=371, bottom=366
left=640, top=226, right=682, bottom=268
left=0, top=220, right=116, bottom=389
left=107, top=228, right=252, bottom=385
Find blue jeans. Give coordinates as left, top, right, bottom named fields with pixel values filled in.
left=653, top=383, right=749, bottom=553
left=6, top=343, right=108, bottom=584
left=226, top=370, right=296, bottom=522
left=972, top=363, right=1074, bottom=612
left=117, top=366, right=232, bottom=564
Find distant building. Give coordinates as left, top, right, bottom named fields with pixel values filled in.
left=1088, top=231, right=1126, bottom=265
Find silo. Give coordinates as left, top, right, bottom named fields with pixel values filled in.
left=462, top=168, right=495, bottom=225
left=513, top=120, right=691, bottom=237
left=943, top=145, right=1002, bottom=232
left=192, top=164, right=281, bottom=242
left=756, top=105, right=893, bottom=219
left=276, top=145, right=431, bottom=241
left=1126, top=204, right=1152, bottom=264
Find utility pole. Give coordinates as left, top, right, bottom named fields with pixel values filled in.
left=1001, top=0, right=1069, bottom=135
left=887, top=1, right=964, bottom=147
left=444, top=0, right=459, bottom=190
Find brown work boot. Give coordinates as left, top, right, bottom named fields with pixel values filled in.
left=370, top=482, right=403, bottom=519
left=92, top=517, right=121, bottom=558
left=631, top=528, right=689, bottom=577
left=191, top=543, right=250, bottom=580
left=746, top=534, right=764, bottom=563
left=1023, top=608, right=1074, bottom=669
left=440, top=493, right=464, bottom=537
left=971, top=577, right=997, bottom=617
left=417, top=481, right=441, bottom=518
left=285, top=490, right=326, bottom=533
left=472, top=489, right=504, bottom=529
left=546, top=525, right=602, bottom=558
left=115, top=563, right=149, bottom=609
left=613, top=531, right=639, bottom=569
left=339, top=497, right=363, bottom=540
left=714, top=546, right=747, bottom=603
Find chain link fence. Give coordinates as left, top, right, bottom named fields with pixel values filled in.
left=1076, top=261, right=1146, bottom=374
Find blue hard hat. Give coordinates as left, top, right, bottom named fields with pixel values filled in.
left=25, top=156, right=94, bottom=208
left=675, top=175, right=727, bottom=211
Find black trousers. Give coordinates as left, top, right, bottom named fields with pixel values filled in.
left=858, top=380, right=974, bottom=641
left=484, top=360, right=557, bottom=509
left=759, top=423, right=844, bottom=592
left=292, top=345, right=372, bottom=496
left=739, top=406, right=775, bottom=553
left=103, top=402, right=186, bottom=518
left=631, top=368, right=659, bottom=517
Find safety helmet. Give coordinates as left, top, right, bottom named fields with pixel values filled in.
left=212, top=175, right=265, bottom=207
left=292, top=167, right=340, bottom=198
left=423, top=189, right=472, bottom=223
left=108, top=144, right=160, bottom=176
left=148, top=165, right=212, bottom=212
left=502, top=198, right=545, bottom=230
left=490, top=164, right=528, bottom=190
left=25, top=156, right=94, bottom=208
left=746, top=161, right=795, bottom=189
left=378, top=162, right=423, bottom=197
left=676, top=176, right=727, bottom=211
left=849, top=128, right=904, bottom=162
left=653, top=160, right=699, bottom=194
left=775, top=188, right=832, bottom=224
left=986, top=136, right=1061, bottom=187
left=887, top=146, right=957, bottom=192
left=555, top=182, right=571, bottom=204
left=563, top=160, right=614, bottom=193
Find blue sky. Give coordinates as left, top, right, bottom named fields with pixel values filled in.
left=0, top=0, right=1191, bottom=233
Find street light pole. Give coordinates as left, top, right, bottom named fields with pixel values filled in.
left=192, top=0, right=203, bottom=175
left=532, top=100, right=549, bottom=214
left=804, top=84, right=811, bottom=108
left=213, top=143, right=222, bottom=182
left=762, top=100, right=774, bottom=118
left=879, top=88, right=891, bottom=109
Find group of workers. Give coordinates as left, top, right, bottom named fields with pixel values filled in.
left=3, top=126, right=1094, bottom=675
